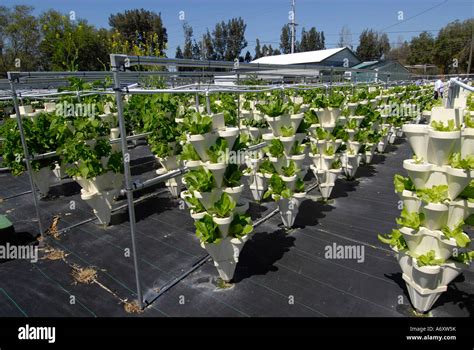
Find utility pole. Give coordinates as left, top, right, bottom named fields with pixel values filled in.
left=290, top=0, right=297, bottom=54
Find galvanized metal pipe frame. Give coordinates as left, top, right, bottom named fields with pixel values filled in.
left=7, top=73, right=45, bottom=238
left=3, top=56, right=437, bottom=309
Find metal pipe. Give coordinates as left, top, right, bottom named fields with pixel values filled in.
left=111, top=56, right=144, bottom=309
left=8, top=74, right=45, bottom=238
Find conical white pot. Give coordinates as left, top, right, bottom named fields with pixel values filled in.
left=184, top=159, right=202, bottom=170
left=403, top=273, right=446, bottom=313
left=348, top=115, right=364, bottom=127
left=265, top=116, right=282, bottom=136
left=194, top=188, right=222, bottom=211
left=81, top=189, right=116, bottom=226
left=262, top=132, right=275, bottom=141
left=190, top=210, right=206, bottom=221
left=347, top=103, right=358, bottom=116
left=402, top=124, right=429, bottom=160
left=204, top=162, right=227, bottom=188
left=157, top=155, right=181, bottom=171
left=403, top=159, right=432, bottom=190
left=319, top=183, right=335, bottom=199
left=213, top=215, right=234, bottom=238
left=202, top=235, right=250, bottom=281
left=280, top=135, right=296, bottom=156
left=309, top=153, right=321, bottom=168
left=294, top=133, right=306, bottom=146
left=393, top=247, right=413, bottom=280
left=399, top=190, right=421, bottom=213
left=290, top=113, right=304, bottom=131
left=246, top=126, right=260, bottom=141
left=269, top=156, right=285, bottom=174
left=276, top=196, right=299, bottom=228
left=188, top=133, right=218, bottom=162
left=348, top=141, right=361, bottom=154
left=281, top=174, right=297, bottom=191
left=342, top=154, right=359, bottom=178
left=440, top=260, right=464, bottom=286
left=320, top=155, right=335, bottom=171
left=399, top=226, right=422, bottom=253
left=427, top=129, right=460, bottom=166
left=412, top=261, right=442, bottom=290
left=218, top=127, right=239, bottom=151
left=224, top=184, right=244, bottom=205
left=288, top=154, right=305, bottom=170
left=461, top=128, right=474, bottom=159
left=421, top=202, right=449, bottom=231
left=212, top=113, right=225, bottom=130
left=447, top=199, right=474, bottom=229
left=347, top=129, right=356, bottom=141
left=446, top=166, right=473, bottom=200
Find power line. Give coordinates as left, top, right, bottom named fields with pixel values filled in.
left=378, top=0, right=449, bottom=32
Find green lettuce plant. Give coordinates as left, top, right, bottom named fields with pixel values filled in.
left=416, top=185, right=449, bottom=204
left=263, top=174, right=292, bottom=200
left=223, top=164, right=242, bottom=187
left=183, top=112, right=213, bottom=135
left=268, top=139, right=284, bottom=158
left=255, top=99, right=288, bottom=117
left=430, top=120, right=458, bottom=132
left=180, top=143, right=200, bottom=161
left=195, top=214, right=221, bottom=244
left=207, top=138, right=228, bottom=163
left=228, top=214, right=253, bottom=238
left=442, top=220, right=471, bottom=247
left=415, top=250, right=445, bottom=267
left=210, top=192, right=236, bottom=218
left=396, top=208, right=424, bottom=230
left=449, top=153, right=474, bottom=170
left=258, top=159, right=276, bottom=175
left=183, top=168, right=214, bottom=192
left=281, top=160, right=298, bottom=177
left=295, top=178, right=305, bottom=193
left=393, top=174, right=415, bottom=193
left=378, top=229, right=408, bottom=250
left=280, top=125, right=295, bottom=137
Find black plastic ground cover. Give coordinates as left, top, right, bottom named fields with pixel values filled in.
left=0, top=140, right=472, bottom=317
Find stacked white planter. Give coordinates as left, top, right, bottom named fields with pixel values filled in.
left=156, top=142, right=184, bottom=198
left=181, top=113, right=252, bottom=281
left=308, top=106, right=343, bottom=199
left=261, top=112, right=307, bottom=228
left=394, top=108, right=473, bottom=313
left=74, top=133, right=124, bottom=226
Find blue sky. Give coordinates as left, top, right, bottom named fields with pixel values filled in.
left=3, top=0, right=473, bottom=57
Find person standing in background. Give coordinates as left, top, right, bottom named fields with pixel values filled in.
left=434, top=77, right=444, bottom=99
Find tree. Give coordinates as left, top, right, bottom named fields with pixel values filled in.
left=406, top=31, right=434, bottom=65
left=273, top=48, right=281, bottom=55
left=202, top=30, right=214, bottom=60
left=254, top=38, right=262, bottom=59
left=356, top=29, right=380, bottom=61
left=0, top=5, right=41, bottom=75
left=175, top=45, right=183, bottom=59
left=386, top=36, right=410, bottom=65
left=39, top=10, right=109, bottom=71
left=280, top=24, right=291, bottom=54
left=182, top=22, right=193, bottom=59
left=432, top=19, right=473, bottom=73
left=244, top=50, right=252, bottom=62
left=338, top=25, right=352, bottom=49
left=298, top=27, right=325, bottom=52
left=108, top=8, right=167, bottom=56
left=377, top=33, right=391, bottom=58
left=211, top=17, right=247, bottom=61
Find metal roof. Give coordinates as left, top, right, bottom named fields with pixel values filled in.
left=251, top=47, right=347, bottom=65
